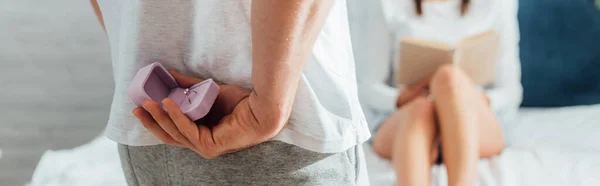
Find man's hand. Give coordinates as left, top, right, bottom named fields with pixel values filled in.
left=396, top=78, right=431, bottom=108
left=133, top=71, right=279, bottom=158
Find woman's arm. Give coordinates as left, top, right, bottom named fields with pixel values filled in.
left=352, top=0, right=399, bottom=114
left=485, top=0, right=523, bottom=118
left=90, top=0, right=105, bottom=30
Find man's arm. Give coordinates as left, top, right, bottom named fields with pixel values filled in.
left=248, top=0, right=334, bottom=133
left=136, top=0, right=335, bottom=158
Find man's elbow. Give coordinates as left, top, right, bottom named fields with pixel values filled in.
left=247, top=100, right=291, bottom=139
left=263, top=109, right=291, bottom=137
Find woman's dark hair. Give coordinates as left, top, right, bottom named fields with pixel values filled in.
left=414, top=0, right=471, bottom=16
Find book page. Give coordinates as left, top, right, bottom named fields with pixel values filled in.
left=396, top=37, right=454, bottom=86
left=455, top=31, right=500, bottom=85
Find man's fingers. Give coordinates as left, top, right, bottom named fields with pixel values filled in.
left=133, top=107, right=185, bottom=147
left=142, top=100, right=194, bottom=148
left=162, top=99, right=221, bottom=159
left=162, top=98, right=201, bottom=149
left=197, top=125, right=221, bottom=158
left=169, top=70, right=205, bottom=88
left=202, top=100, right=264, bottom=158
left=163, top=99, right=221, bottom=158
left=169, top=70, right=226, bottom=87
left=163, top=99, right=223, bottom=158
left=169, top=69, right=249, bottom=115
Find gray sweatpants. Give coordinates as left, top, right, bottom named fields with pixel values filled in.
left=118, top=141, right=369, bottom=186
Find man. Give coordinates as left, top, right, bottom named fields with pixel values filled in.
left=92, top=0, right=370, bottom=185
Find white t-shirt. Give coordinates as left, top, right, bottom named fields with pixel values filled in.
left=350, top=0, right=523, bottom=129
left=97, top=0, right=370, bottom=153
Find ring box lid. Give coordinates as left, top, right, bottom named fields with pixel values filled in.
left=168, top=79, right=219, bottom=121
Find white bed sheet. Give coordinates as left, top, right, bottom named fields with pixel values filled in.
left=27, top=135, right=125, bottom=186
left=28, top=104, right=600, bottom=186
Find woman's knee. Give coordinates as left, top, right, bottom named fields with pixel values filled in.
left=401, top=97, right=436, bottom=132
left=372, top=110, right=404, bottom=159
left=430, top=64, right=471, bottom=94
left=372, top=98, right=434, bottom=158
left=404, top=97, right=434, bottom=120
left=372, top=134, right=392, bottom=159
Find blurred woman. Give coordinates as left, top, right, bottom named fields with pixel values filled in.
left=349, top=0, right=522, bottom=185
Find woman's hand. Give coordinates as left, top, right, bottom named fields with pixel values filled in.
left=132, top=71, right=280, bottom=158
left=482, top=93, right=491, bottom=106
left=396, top=78, right=431, bottom=108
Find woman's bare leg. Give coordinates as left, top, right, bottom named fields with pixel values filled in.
left=430, top=65, right=505, bottom=186
left=387, top=97, right=438, bottom=186
left=372, top=109, right=404, bottom=159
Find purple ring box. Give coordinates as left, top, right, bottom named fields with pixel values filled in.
left=127, top=62, right=220, bottom=121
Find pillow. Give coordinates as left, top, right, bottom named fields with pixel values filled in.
left=519, top=0, right=600, bottom=107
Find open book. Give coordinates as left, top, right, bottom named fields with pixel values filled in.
left=396, top=31, right=500, bottom=86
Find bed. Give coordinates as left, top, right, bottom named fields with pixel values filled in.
left=27, top=104, right=600, bottom=186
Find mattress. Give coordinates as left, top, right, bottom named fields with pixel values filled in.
left=28, top=104, right=600, bottom=186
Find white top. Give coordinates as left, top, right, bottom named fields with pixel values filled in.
left=97, top=0, right=370, bottom=153
left=350, top=0, right=523, bottom=129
